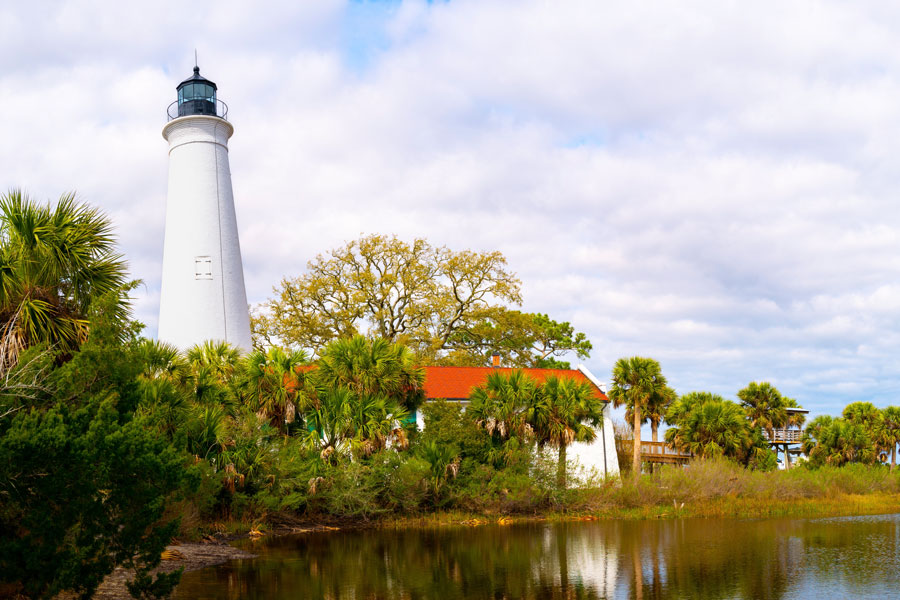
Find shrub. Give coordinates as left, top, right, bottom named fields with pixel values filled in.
left=376, top=452, right=431, bottom=512
left=0, top=397, right=190, bottom=599
left=320, top=462, right=386, bottom=519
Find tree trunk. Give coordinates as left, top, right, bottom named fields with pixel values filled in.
left=785, top=444, right=791, bottom=469
left=633, top=403, right=642, bottom=476
left=892, top=445, right=896, bottom=472
left=558, top=443, right=567, bottom=489
left=651, top=422, right=658, bottom=443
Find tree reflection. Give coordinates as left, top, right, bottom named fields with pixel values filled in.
left=176, top=514, right=900, bottom=599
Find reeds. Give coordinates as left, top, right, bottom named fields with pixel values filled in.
left=575, top=459, right=900, bottom=519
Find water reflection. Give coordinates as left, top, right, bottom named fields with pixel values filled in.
left=176, top=514, right=900, bottom=599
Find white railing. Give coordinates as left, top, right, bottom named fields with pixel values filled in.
left=761, top=429, right=802, bottom=443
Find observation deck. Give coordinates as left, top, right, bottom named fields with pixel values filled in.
left=640, top=440, right=692, bottom=465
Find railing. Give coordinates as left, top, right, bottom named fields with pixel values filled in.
left=640, top=441, right=692, bottom=462
left=762, top=429, right=802, bottom=443
left=167, top=99, right=229, bottom=121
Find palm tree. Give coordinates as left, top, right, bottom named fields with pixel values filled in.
left=316, top=335, right=425, bottom=412
left=302, top=386, right=354, bottom=462
left=802, top=415, right=876, bottom=467
left=186, top=340, right=242, bottom=383
left=468, top=369, right=537, bottom=441
left=0, top=190, right=128, bottom=373
left=302, top=386, right=408, bottom=461
left=737, top=382, right=787, bottom=441
left=664, top=392, right=753, bottom=460
left=528, top=375, right=605, bottom=488
left=183, top=402, right=229, bottom=459
left=420, top=440, right=459, bottom=499
left=242, top=346, right=310, bottom=433
left=130, top=339, right=192, bottom=439
left=820, top=420, right=875, bottom=466
left=134, top=338, right=189, bottom=383
left=880, top=406, right=900, bottom=471
left=843, top=401, right=884, bottom=460
left=608, top=356, right=668, bottom=475
left=626, top=385, right=676, bottom=443
left=801, top=415, right=833, bottom=458
left=843, top=401, right=881, bottom=427
left=347, top=392, right=409, bottom=458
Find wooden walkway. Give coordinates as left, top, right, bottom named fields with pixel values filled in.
left=640, top=441, right=692, bottom=464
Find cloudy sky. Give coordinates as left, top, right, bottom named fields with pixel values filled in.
left=2, top=0, right=900, bottom=421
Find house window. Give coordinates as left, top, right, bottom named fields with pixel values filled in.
left=194, top=256, right=212, bottom=280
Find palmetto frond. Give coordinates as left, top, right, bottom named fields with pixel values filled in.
left=665, top=392, right=753, bottom=460
left=0, top=189, right=128, bottom=372
left=530, top=375, right=602, bottom=449
left=804, top=415, right=876, bottom=467
left=135, top=338, right=190, bottom=382
left=468, top=369, right=536, bottom=441
left=240, top=345, right=310, bottom=433
left=737, top=382, right=788, bottom=438
left=187, top=340, right=242, bottom=380
left=316, top=335, right=424, bottom=411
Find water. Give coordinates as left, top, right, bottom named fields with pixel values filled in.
left=175, top=513, right=900, bottom=599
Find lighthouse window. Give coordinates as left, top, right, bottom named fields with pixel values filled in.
left=194, top=256, right=213, bottom=280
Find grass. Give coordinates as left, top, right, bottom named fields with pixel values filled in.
left=384, top=461, right=900, bottom=525
left=189, top=461, right=900, bottom=538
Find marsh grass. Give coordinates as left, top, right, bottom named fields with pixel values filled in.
left=207, top=460, right=900, bottom=537
left=573, top=459, right=900, bottom=518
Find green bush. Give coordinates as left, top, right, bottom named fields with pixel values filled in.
left=374, top=451, right=431, bottom=512
left=418, top=400, right=493, bottom=463
left=0, top=396, right=190, bottom=599
left=320, top=462, right=386, bottom=519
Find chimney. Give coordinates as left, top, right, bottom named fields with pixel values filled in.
left=491, top=352, right=501, bottom=368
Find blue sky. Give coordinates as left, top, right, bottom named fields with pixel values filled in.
left=342, top=1, right=402, bottom=70
left=2, top=0, right=900, bottom=429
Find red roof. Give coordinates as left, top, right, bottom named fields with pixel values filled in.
left=422, top=366, right=608, bottom=401
left=292, top=364, right=608, bottom=402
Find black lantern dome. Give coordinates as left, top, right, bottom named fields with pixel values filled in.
left=168, top=65, right=227, bottom=120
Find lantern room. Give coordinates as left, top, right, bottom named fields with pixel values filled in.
left=169, top=66, right=227, bottom=120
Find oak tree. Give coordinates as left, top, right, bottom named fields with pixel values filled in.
left=252, top=235, right=592, bottom=367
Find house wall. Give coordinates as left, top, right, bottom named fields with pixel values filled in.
left=567, top=401, right=620, bottom=478
left=570, top=365, right=621, bottom=478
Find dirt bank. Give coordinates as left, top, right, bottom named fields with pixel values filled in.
left=86, top=541, right=255, bottom=600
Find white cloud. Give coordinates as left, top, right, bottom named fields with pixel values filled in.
left=2, top=0, right=900, bottom=422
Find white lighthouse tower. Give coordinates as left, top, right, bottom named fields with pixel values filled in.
left=158, top=65, right=252, bottom=352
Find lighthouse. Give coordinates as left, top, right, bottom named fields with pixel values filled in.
left=158, top=65, right=252, bottom=352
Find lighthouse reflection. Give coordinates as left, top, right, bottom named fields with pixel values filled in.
left=176, top=514, right=900, bottom=599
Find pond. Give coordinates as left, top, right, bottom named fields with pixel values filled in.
left=175, top=513, right=900, bottom=599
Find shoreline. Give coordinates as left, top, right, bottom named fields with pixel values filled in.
left=71, top=543, right=255, bottom=600
left=269, top=491, right=900, bottom=532
left=86, top=492, right=900, bottom=599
